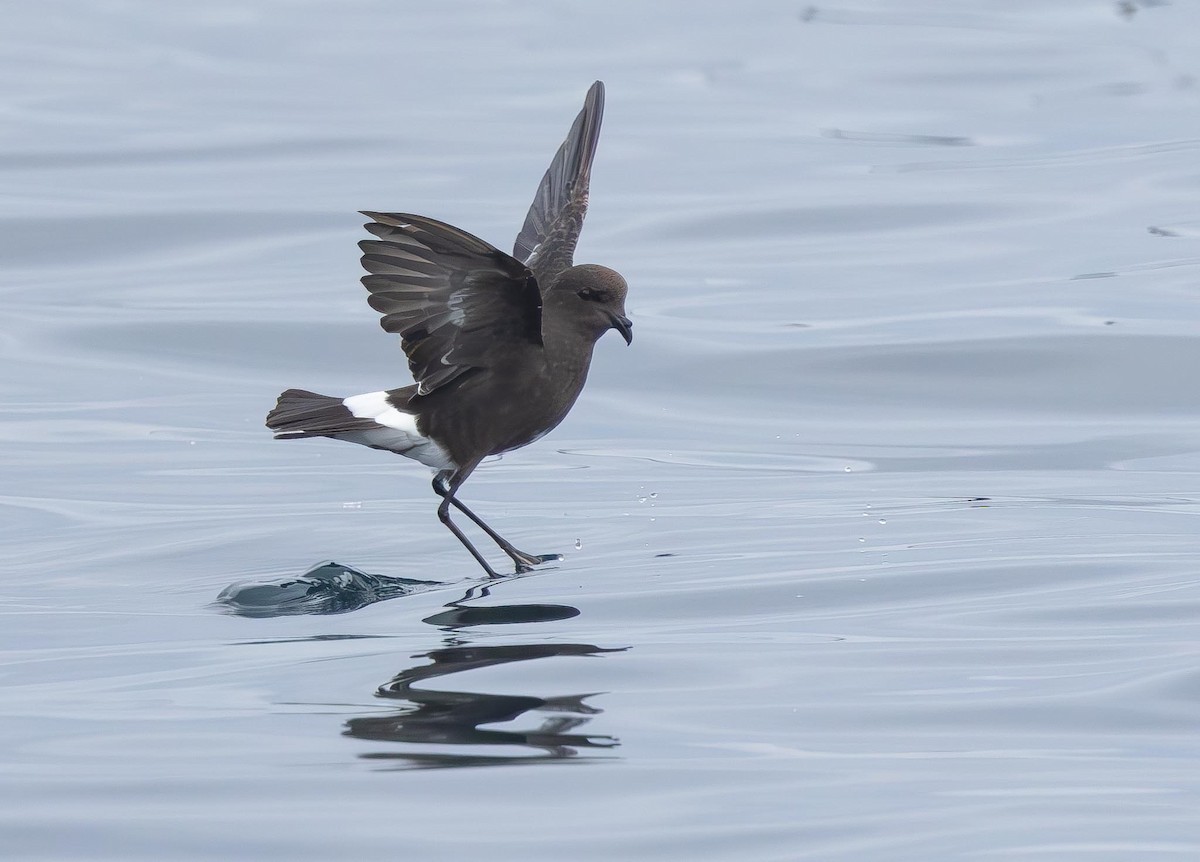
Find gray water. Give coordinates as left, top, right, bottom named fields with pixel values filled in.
left=4, top=1, right=1200, bottom=859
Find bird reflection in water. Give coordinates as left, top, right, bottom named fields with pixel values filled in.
left=346, top=587, right=627, bottom=768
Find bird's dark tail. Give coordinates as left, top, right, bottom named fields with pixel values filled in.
left=266, top=389, right=375, bottom=438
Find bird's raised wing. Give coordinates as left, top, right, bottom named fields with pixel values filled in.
left=513, top=80, right=605, bottom=287
left=359, top=212, right=543, bottom=395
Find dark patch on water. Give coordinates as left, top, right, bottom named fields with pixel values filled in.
left=216, top=561, right=443, bottom=617
left=422, top=603, right=580, bottom=628
left=345, top=642, right=626, bottom=766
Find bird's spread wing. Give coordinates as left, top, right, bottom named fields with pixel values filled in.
left=359, top=212, right=543, bottom=395
left=512, top=80, right=605, bottom=287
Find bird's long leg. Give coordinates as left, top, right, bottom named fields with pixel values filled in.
left=432, top=471, right=560, bottom=575
left=447, top=495, right=562, bottom=570
left=432, top=472, right=503, bottom=578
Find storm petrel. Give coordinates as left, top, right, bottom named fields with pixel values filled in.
left=266, top=81, right=630, bottom=577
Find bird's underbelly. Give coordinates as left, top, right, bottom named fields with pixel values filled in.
left=419, top=365, right=588, bottom=466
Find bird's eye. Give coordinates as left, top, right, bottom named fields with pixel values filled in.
left=577, top=286, right=605, bottom=302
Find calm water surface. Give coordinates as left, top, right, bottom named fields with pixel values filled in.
left=3, top=1, right=1200, bottom=859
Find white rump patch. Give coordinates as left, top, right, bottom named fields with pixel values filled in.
left=340, top=391, right=453, bottom=469
left=344, top=391, right=420, bottom=434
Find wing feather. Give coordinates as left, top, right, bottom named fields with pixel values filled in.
left=359, top=212, right=543, bottom=395
left=513, top=81, right=605, bottom=286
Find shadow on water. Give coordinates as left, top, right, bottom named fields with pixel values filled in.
left=421, top=580, right=581, bottom=629
left=220, top=565, right=628, bottom=767
left=214, top=561, right=587, bottom=621
left=346, top=641, right=625, bottom=768
left=346, top=583, right=627, bottom=768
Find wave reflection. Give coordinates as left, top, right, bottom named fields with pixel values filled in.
left=346, top=641, right=626, bottom=768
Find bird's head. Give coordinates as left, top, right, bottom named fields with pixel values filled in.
left=554, top=264, right=632, bottom=345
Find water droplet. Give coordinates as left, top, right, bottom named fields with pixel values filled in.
left=649, top=492, right=658, bottom=499
left=342, top=501, right=362, bottom=509
left=858, top=537, right=866, bottom=543
left=574, top=539, right=582, bottom=550
left=844, top=466, right=852, bottom=472
left=878, top=518, right=886, bottom=525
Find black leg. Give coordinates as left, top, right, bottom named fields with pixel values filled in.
left=432, top=472, right=503, bottom=578
left=448, top=496, right=562, bottom=570
left=431, top=471, right=561, bottom=576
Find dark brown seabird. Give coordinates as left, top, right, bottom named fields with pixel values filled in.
left=266, top=81, right=630, bottom=578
